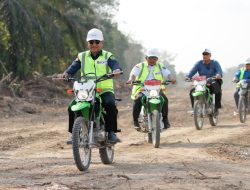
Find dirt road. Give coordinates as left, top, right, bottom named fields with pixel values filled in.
left=0, top=88, right=250, bottom=190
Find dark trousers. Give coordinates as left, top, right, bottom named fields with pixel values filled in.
left=133, top=92, right=169, bottom=121
left=68, top=92, right=118, bottom=133
left=189, top=80, right=222, bottom=109
left=234, top=89, right=240, bottom=108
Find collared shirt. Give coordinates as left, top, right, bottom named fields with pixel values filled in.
left=129, top=63, right=173, bottom=80
left=235, top=68, right=250, bottom=80
left=64, top=50, right=121, bottom=75
left=187, top=59, right=223, bottom=79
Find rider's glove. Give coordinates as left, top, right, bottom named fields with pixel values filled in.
left=126, top=79, right=132, bottom=85
left=215, top=74, right=221, bottom=79
left=63, top=72, right=71, bottom=81
left=171, top=79, right=177, bottom=84
left=185, top=77, right=191, bottom=81
left=112, top=69, right=122, bottom=78
left=232, top=77, right=239, bottom=83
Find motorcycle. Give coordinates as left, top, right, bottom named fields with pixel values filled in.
left=129, top=80, right=172, bottom=148
left=237, top=79, right=250, bottom=123
left=187, top=76, right=218, bottom=130
left=62, top=72, right=122, bottom=171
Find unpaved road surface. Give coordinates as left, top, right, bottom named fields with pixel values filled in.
left=0, top=88, right=250, bottom=190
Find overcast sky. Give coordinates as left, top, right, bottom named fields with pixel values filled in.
left=115, top=0, right=250, bottom=73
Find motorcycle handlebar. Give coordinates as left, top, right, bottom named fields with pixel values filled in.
left=127, top=80, right=174, bottom=85
left=53, top=71, right=123, bottom=83
left=185, top=76, right=221, bottom=82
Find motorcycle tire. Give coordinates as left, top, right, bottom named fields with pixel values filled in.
left=194, top=100, right=204, bottom=130
left=99, top=146, right=114, bottom=164
left=72, top=117, right=91, bottom=171
left=151, top=109, right=161, bottom=148
left=239, top=96, right=247, bottom=123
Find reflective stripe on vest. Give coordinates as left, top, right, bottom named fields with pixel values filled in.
left=239, top=67, right=246, bottom=80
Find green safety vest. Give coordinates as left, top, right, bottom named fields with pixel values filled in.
left=239, top=67, right=246, bottom=80
left=131, top=61, right=165, bottom=100
left=236, top=67, right=246, bottom=88
left=78, top=50, right=113, bottom=93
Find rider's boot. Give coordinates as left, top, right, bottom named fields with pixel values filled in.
left=133, top=119, right=141, bottom=130
left=108, top=131, right=121, bottom=144
left=162, top=117, right=171, bottom=130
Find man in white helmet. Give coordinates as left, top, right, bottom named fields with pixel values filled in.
left=127, top=48, right=176, bottom=130
left=59, top=28, right=122, bottom=144
left=232, top=58, right=250, bottom=114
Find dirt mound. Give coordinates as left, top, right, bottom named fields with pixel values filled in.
left=0, top=73, right=129, bottom=117
left=0, top=73, right=71, bottom=117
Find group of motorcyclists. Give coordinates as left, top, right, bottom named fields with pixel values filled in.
left=59, top=28, right=250, bottom=145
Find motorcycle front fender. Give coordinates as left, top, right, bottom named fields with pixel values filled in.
left=192, top=91, right=204, bottom=97
left=149, top=98, right=162, bottom=112
left=71, top=101, right=90, bottom=112
left=239, top=89, right=247, bottom=96
left=149, top=98, right=161, bottom=104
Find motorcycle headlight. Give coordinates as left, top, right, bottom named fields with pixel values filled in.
left=196, top=85, right=205, bottom=91
left=240, top=81, right=248, bottom=88
left=77, top=90, right=89, bottom=100
left=149, top=90, right=158, bottom=97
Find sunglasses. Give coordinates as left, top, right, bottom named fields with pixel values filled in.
left=89, top=40, right=101, bottom=45
left=202, top=53, right=210, bottom=56
left=148, top=56, right=158, bottom=60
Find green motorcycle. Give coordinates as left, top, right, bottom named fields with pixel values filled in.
left=236, top=79, right=250, bottom=123
left=189, top=76, right=218, bottom=130
left=66, top=72, right=122, bottom=171
left=130, top=80, right=171, bottom=148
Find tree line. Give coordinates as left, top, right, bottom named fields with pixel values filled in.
left=0, top=0, right=146, bottom=79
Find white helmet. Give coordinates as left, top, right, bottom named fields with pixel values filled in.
left=244, top=57, right=250, bottom=64
left=146, top=48, right=160, bottom=58
left=86, top=28, right=104, bottom=41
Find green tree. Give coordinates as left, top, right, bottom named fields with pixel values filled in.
left=0, top=0, right=145, bottom=80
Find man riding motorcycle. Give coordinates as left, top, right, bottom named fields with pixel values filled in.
left=58, top=28, right=122, bottom=144
left=186, top=49, right=223, bottom=115
left=232, top=57, right=250, bottom=113
left=127, top=48, right=176, bottom=130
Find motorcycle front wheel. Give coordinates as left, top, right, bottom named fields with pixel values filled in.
left=72, top=117, right=91, bottom=171
left=239, top=96, right=247, bottom=123
left=151, top=109, right=161, bottom=148
left=194, top=100, right=204, bottom=130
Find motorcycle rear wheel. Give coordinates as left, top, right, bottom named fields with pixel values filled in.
left=72, top=117, right=91, bottom=171
left=99, top=145, right=114, bottom=164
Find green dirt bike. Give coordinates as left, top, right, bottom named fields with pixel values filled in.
left=65, top=72, right=122, bottom=171
left=236, top=79, right=250, bottom=123
left=187, top=76, right=218, bottom=130
left=129, top=80, right=172, bottom=148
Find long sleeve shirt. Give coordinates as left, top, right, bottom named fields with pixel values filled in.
left=64, top=50, right=121, bottom=76
left=187, top=59, right=223, bottom=79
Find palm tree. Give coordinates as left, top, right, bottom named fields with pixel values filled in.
left=0, top=0, right=95, bottom=77
left=0, top=0, right=140, bottom=79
